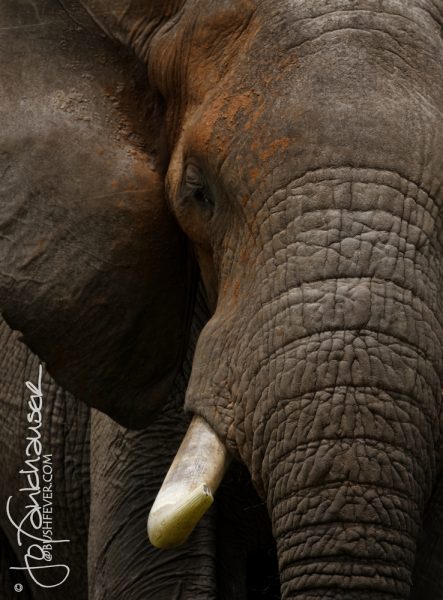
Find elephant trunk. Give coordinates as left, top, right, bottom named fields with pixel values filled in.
left=267, top=386, right=430, bottom=599
left=247, top=175, right=443, bottom=598
left=258, top=288, right=440, bottom=598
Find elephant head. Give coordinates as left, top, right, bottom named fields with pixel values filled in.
left=1, top=0, right=443, bottom=598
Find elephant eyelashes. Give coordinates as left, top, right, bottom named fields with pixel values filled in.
left=182, top=164, right=214, bottom=212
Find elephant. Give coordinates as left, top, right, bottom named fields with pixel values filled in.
left=0, top=0, right=443, bottom=598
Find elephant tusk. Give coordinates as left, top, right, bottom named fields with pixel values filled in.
left=147, top=415, right=231, bottom=549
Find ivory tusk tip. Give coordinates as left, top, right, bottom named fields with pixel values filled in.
left=148, top=483, right=214, bottom=549
left=147, top=416, right=230, bottom=549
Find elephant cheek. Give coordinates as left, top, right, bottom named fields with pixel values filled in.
left=193, top=245, right=218, bottom=314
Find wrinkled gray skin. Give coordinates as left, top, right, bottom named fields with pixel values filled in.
left=0, top=0, right=443, bottom=599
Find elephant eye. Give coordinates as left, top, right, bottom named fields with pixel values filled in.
left=192, top=186, right=213, bottom=207
left=182, top=164, right=214, bottom=211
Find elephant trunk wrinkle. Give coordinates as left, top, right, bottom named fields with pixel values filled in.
left=245, top=285, right=442, bottom=598
left=268, top=440, right=419, bottom=596
left=259, top=377, right=438, bottom=600
left=247, top=307, right=440, bottom=597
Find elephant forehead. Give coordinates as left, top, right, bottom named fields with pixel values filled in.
left=184, top=19, right=443, bottom=208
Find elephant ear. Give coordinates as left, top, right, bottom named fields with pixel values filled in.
left=0, top=0, right=194, bottom=428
